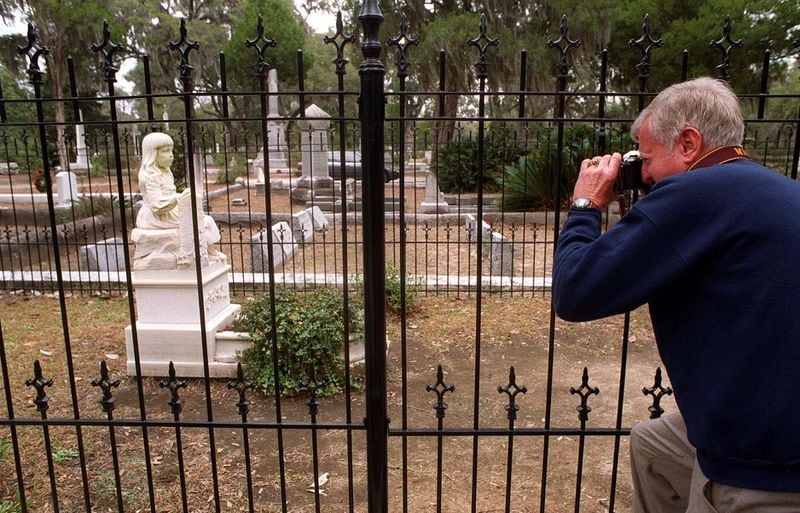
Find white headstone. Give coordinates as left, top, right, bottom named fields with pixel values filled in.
left=489, top=231, right=514, bottom=276
left=79, top=237, right=127, bottom=272
left=74, top=117, right=89, bottom=170
left=291, top=209, right=314, bottom=242
left=0, top=162, right=19, bottom=175
left=420, top=171, right=449, bottom=213
left=299, top=104, right=331, bottom=179
left=308, top=206, right=329, bottom=231
left=250, top=222, right=297, bottom=271
left=55, top=171, right=79, bottom=205
left=267, top=69, right=280, bottom=118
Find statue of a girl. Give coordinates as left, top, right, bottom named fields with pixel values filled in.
left=132, top=132, right=226, bottom=270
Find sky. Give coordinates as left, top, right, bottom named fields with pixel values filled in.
left=0, top=2, right=335, bottom=36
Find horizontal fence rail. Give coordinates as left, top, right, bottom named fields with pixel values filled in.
left=0, top=4, right=798, bottom=513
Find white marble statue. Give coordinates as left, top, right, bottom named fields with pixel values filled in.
left=132, top=132, right=226, bottom=270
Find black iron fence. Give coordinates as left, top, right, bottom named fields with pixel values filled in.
left=0, top=2, right=798, bottom=513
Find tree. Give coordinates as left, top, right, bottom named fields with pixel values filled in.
left=224, top=0, right=314, bottom=134
left=121, top=0, right=245, bottom=121
left=606, top=0, right=800, bottom=97
left=1, top=0, right=122, bottom=169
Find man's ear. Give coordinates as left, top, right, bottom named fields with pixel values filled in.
left=677, top=126, right=705, bottom=165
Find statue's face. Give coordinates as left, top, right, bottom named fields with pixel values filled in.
left=155, top=145, right=174, bottom=170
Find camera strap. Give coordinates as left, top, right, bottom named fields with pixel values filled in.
left=687, top=145, right=750, bottom=171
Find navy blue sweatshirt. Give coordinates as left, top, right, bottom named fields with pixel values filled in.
left=554, top=159, right=800, bottom=492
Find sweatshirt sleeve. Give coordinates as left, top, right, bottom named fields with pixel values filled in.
left=553, top=204, right=688, bottom=322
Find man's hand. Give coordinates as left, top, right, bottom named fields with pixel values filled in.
left=571, top=153, right=622, bottom=209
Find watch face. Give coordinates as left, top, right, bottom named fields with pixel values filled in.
left=574, top=197, right=592, bottom=209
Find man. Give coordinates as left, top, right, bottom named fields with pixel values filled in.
left=552, top=77, right=800, bottom=512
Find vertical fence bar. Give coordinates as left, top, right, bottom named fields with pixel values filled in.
left=542, top=16, right=579, bottom=513
left=168, top=19, right=222, bottom=511
left=466, top=15, right=498, bottom=513
left=0, top=321, right=28, bottom=512
left=17, top=23, right=93, bottom=510
left=245, top=15, right=289, bottom=508
left=359, top=1, right=388, bottom=512
left=91, top=20, right=158, bottom=511
left=324, top=15, right=358, bottom=510
left=388, top=16, right=417, bottom=513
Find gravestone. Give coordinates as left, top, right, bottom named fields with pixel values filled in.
left=254, top=69, right=288, bottom=196
left=308, top=205, right=329, bottom=231
left=489, top=231, right=514, bottom=276
left=419, top=171, right=449, bottom=213
left=0, top=162, right=19, bottom=175
left=250, top=221, right=297, bottom=271
left=69, top=113, right=90, bottom=172
left=79, top=237, right=127, bottom=272
left=55, top=171, right=79, bottom=205
left=290, top=105, right=354, bottom=211
left=466, top=214, right=515, bottom=277
left=291, top=209, right=314, bottom=243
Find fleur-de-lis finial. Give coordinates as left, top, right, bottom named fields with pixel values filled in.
left=570, top=367, right=599, bottom=422
left=245, top=15, right=277, bottom=76
left=25, top=360, right=53, bottom=413
left=642, top=367, right=673, bottom=419
left=16, top=23, right=49, bottom=85
left=168, top=18, right=200, bottom=81
left=324, top=12, right=357, bottom=75
left=227, top=363, right=253, bottom=418
left=467, top=14, right=499, bottom=79
left=426, top=365, right=455, bottom=420
left=709, top=16, right=743, bottom=81
left=387, top=14, right=418, bottom=79
left=92, top=20, right=124, bottom=83
left=547, top=15, right=580, bottom=80
left=628, top=14, right=663, bottom=82
left=498, top=367, right=527, bottom=422
left=91, top=360, right=120, bottom=413
left=159, top=362, right=187, bottom=417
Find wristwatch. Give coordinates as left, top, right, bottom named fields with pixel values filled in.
left=571, top=197, right=595, bottom=210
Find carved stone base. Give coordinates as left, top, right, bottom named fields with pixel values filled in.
left=124, top=263, right=241, bottom=377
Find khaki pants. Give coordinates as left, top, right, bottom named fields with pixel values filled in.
left=630, top=413, right=800, bottom=513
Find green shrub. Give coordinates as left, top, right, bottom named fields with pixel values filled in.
left=233, top=288, right=363, bottom=397
left=216, top=157, right=246, bottom=185
left=89, top=154, right=108, bottom=178
left=385, top=263, right=419, bottom=313
left=434, top=126, right=525, bottom=194
left=497, top=125, right=593, bottom=211
left=55, top=195, right=123, bottom=224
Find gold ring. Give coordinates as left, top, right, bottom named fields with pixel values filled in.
left=591, top=158, right=600, bottom=166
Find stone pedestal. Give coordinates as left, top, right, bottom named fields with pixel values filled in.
left=125, top=263, right=241, bottom=377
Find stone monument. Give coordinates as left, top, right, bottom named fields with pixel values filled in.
left=69, top=111, right=90, bottom=172
left=419, top=171, right=449, bottom=213
left=290, top=105, right=354, bottom=210
left=125, top=132, right=240, bottom=378
left=254, top=69, right=288, bottom=195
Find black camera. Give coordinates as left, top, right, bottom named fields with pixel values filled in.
left=619, top=150, right=644, bottom=191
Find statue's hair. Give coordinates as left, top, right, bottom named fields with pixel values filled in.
left=631, top=77, right=744, bottom=149
left=139, top=132, right=174, bottom=172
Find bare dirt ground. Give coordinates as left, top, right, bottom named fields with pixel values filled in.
left=0, top=292, right=673, bottom=512
left=0, top=170, right=671, bottom=512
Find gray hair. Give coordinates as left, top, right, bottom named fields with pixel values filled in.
left=631, top=77, right=744, bottom=149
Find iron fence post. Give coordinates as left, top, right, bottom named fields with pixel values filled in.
left=359, top=1, right=388, bottom=512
